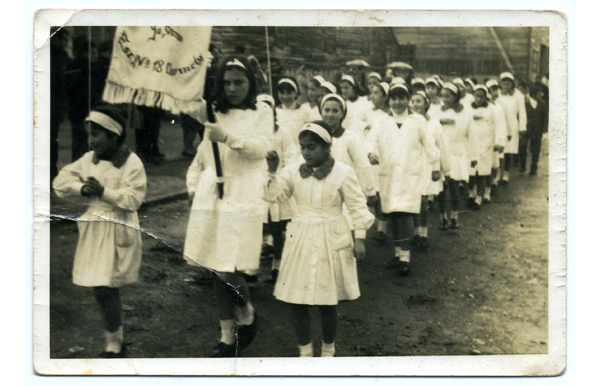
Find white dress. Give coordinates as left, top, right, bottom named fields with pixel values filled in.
left=439, top=106, right=478, bottom=182
left=330, top=128, right=376, bottom=198
left=184, top=102, right=274, bottom=273
left=264, top=161, right=374, bottom=305
left=469, top=102, right=506, bottom=176
left=53, top=149, right=147, bottom=287
left=345, top=96, right=371, bottom=134
left=428, top=103, right=443, bottom=121
left=300, top=102, right=322, bottom=122
left=492, top=102, right=508, bottom=164
left=424, top=116, right=450, bottom=195
left=367, top=113, right=439, bottom=214
left=269, top=125, right=301, bottom=222
left=276, top=106, right=310, bottom=148
left=497, top=90, right=527, bottom=154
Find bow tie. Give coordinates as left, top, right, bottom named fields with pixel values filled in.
left=471, top=101, right=489, bottom=109
left=299, top=157, right=335, bottom=180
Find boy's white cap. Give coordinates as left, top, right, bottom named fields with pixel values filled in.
left=485, top=79, right=499, bottom=89
left=452, top=78, right=465, bottom=88
left=411, top=77, right=425, bottom=86
left=425, top=77, right=440, bottom=88
left=321, top=81, right=337, bottom=94
left=500, top=72, right=515, bottom=81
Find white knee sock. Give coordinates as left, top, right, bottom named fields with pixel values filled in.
left=104, top=326, right=123, bottom=353
left=321, top=342, right=335, bottom=357
left=398, top=249, right=410, bottom=263
left=417, top=226, right=428, bottom=238
left=377, top=220, right=388, bottom=233
left=503, top=171, right=510, bottom=181
left=219, top=319, right=236, bottom=345
left=235, top=302, right=255, bottom=326
left=299, top=342, right=314, bottom=357
left=484, top=187, right=491, bottom=200
left=272, top=258, right=281, bottom=271
left=451, top=211, right=459, bottom=220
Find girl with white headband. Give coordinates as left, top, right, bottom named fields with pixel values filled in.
left=320, top=93, right=377, bottom=204
left=275, top=76, right=310, bottom=148
left=339, top=74, right=371, bottom=134
left=497, top=72, right=527, bottom=185
left=425, top=76, right=443, bottom=118
left=366, top=72, right=383, bottom=94
left=53, top=104, right=147, bottom=358
left=467, top=85, right=505, bottom=207
left=438, top=82, right=478, bottom=230
left=183, top=55, right=274, bottom=358
left=485, top=79, right=508, bottom=192
left=301, top=75, right=326, bottom=121
left=366, top=83, right=439, bottom=276
left=410, top=90, right=449, bottom=250
left=264, top=121, right=374, bottom=357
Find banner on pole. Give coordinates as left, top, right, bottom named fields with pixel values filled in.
left=102, top=26, right=212, bottom=114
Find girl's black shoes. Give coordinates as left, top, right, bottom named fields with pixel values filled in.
left=211, top=342, right=238, bottom=358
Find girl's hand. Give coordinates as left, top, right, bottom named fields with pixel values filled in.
left=188, top=192, right=195, bottom=206
left=366, top=195, right=378, bottom=207
left=368, top=153, right=379, bottom=165
left=354, top=239, right=366, bottom=260
left=84, top=177, right=105, bottom=197
left=471, top=160, right=478, bottom=168
left=205, top=123, right=229, bottom=143
left=81, top=184, right=94, bottom=197
left=266, top=151, right=280, bottom=173
left=432, top=171, right=441, bottom=182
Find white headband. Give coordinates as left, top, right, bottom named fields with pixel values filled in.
left=414, top=90, right=430, bottom=104
left=500, top=72, right=515, bottom=81
left=465, top=78, right=475, bottom=88
left=390, top=77, right=406, bottom=86
left=300, top=123, right=332, bottom=144
left=425, top=77, right=440, bottom=88
left=452, top=78, right=465, bottom=88
left=320, top=93, right=347, bottom=115
left=411, top=77, right=425, bottom=86
left=390, top=82, right=410, bottom=95
left=473, top=85, right=488, bottom=94
left=368, top=72, right=382, bottom=81
left=485, top=79, right=499, bottom=89
left=86, top=111, right=123, bottom=136
left=443, top=82, right=459, bottom=95
left=378, top=82, right=390, bottom=96
left=321, top=82, right=337, bottom=94
left=341, top=74, right=356, bottom=87
left=226, top=58, right=247, bottom=71
left=313, top=75, right=326, bottom=85
left=278, top=78, right=298, bottom=94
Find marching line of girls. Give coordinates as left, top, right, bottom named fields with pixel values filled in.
left=55, top=54, right=544, bottom=358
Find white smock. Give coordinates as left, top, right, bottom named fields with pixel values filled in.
left=439, top=105, right=478, bottom=182
left=269, top=125, right=301, bottom=222
left=184, top=101, right=274, bottom=273
left=424, top=115, right=450, bottom=195
left=53, top=150, right=147, bottom=287
left=497, top=90, right=527, bottom=154
left=264, top=161, right=374, bottom=305
left=344, top=96, right=371, bottom=134
left=468, top=102, right=506, bottom=176
left=276, top=105, right=310, bottom=148
left=330, top=128, right=376, bottom=198
left=300, top=102, right=322, bottom=122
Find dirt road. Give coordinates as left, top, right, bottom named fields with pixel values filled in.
left=49, top=146, right=548, bottom=358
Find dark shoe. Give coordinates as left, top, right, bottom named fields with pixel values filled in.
left=265, top=269, right=279, bottom=283
left=261, top=243, right=275, bottom=258
left=398, top=262, right=410, bottom=276
left=529, top=170, right=537, bottom=176
left=211, top=341, right=237, bottom=358
left=439, top=218, right=448, bottom=231
left=240, top=273, right=258, bottom=284
left=419, top=236, right=430, bottom=251
left=386, top=257, right=400, bottom=269
left=491, top=185, right=499, bottom=196
left=467, top=197, right=475, bottom=207
left=450, top=218, right=460, bottom=229
left=500, top=179, right=509, bottom=186
left=373, top=231, right=387, bottom=244
left=237, top=311, right=259, bottom=350
left=411, top=235, right=420, bottom=247
left=483, top=197, right=491, bottom=204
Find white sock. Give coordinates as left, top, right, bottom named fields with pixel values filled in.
left=399, top=249, right=410, bottom=263
left=484, top=188, right=491, bottom=200
left=413, top=227, right=419, bottom=236
left=417, top=226, right=428, bottom=238
left=469, top=188, right=476, bottom=198
left=104, top=326, right=123, bottom=353
left=440, top=212, right=448, bottom=221
left=321, top=342, right=335, bottom=357
left=451, top=211, right=459, bottom=220
left=503, top=171, right=510, bottom=181
left=265, top=234, right=274, bottom=246
left=236, top=302, right=255, bottom=326
left=377, top=220, right=388, bottom=233
left=272, top=258, right=281, bottom=271
left=219, top=319, right=236, bottom=345
left=299, top=342, right=314, bottom=357
left=394, top=246, right=402, bottom=258
left=475, top=195, right=482, bottom=205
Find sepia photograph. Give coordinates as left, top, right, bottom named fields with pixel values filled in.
left=32, top=8, right=567, bottom=377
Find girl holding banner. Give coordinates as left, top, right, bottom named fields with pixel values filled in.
left=183, top=56, right=274, bottom=357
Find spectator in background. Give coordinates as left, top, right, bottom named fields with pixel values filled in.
left=519, top=82, right=548, bottom=176
left=50, top=27, right=71, bottom=183
left=65, top=35, right=104, bottom=162
left=136, top=107, right=164, bottom=165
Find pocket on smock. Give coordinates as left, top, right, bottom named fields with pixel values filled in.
left=115, top=222, right=136, bottom=248
left=330, top=219, right=353, bottom=251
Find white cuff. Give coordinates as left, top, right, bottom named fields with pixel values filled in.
left=354, top=229, right=367, bottom=239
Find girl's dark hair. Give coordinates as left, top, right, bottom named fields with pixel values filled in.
left=388, top=86, right=411, bottom=100
left=213, top=55, right=258, bottom=114
left=89, top=121, right=126, bottom=145
left=443, top=87, right=460, bottom=103
left=298, top=120, right=332, bottom=148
